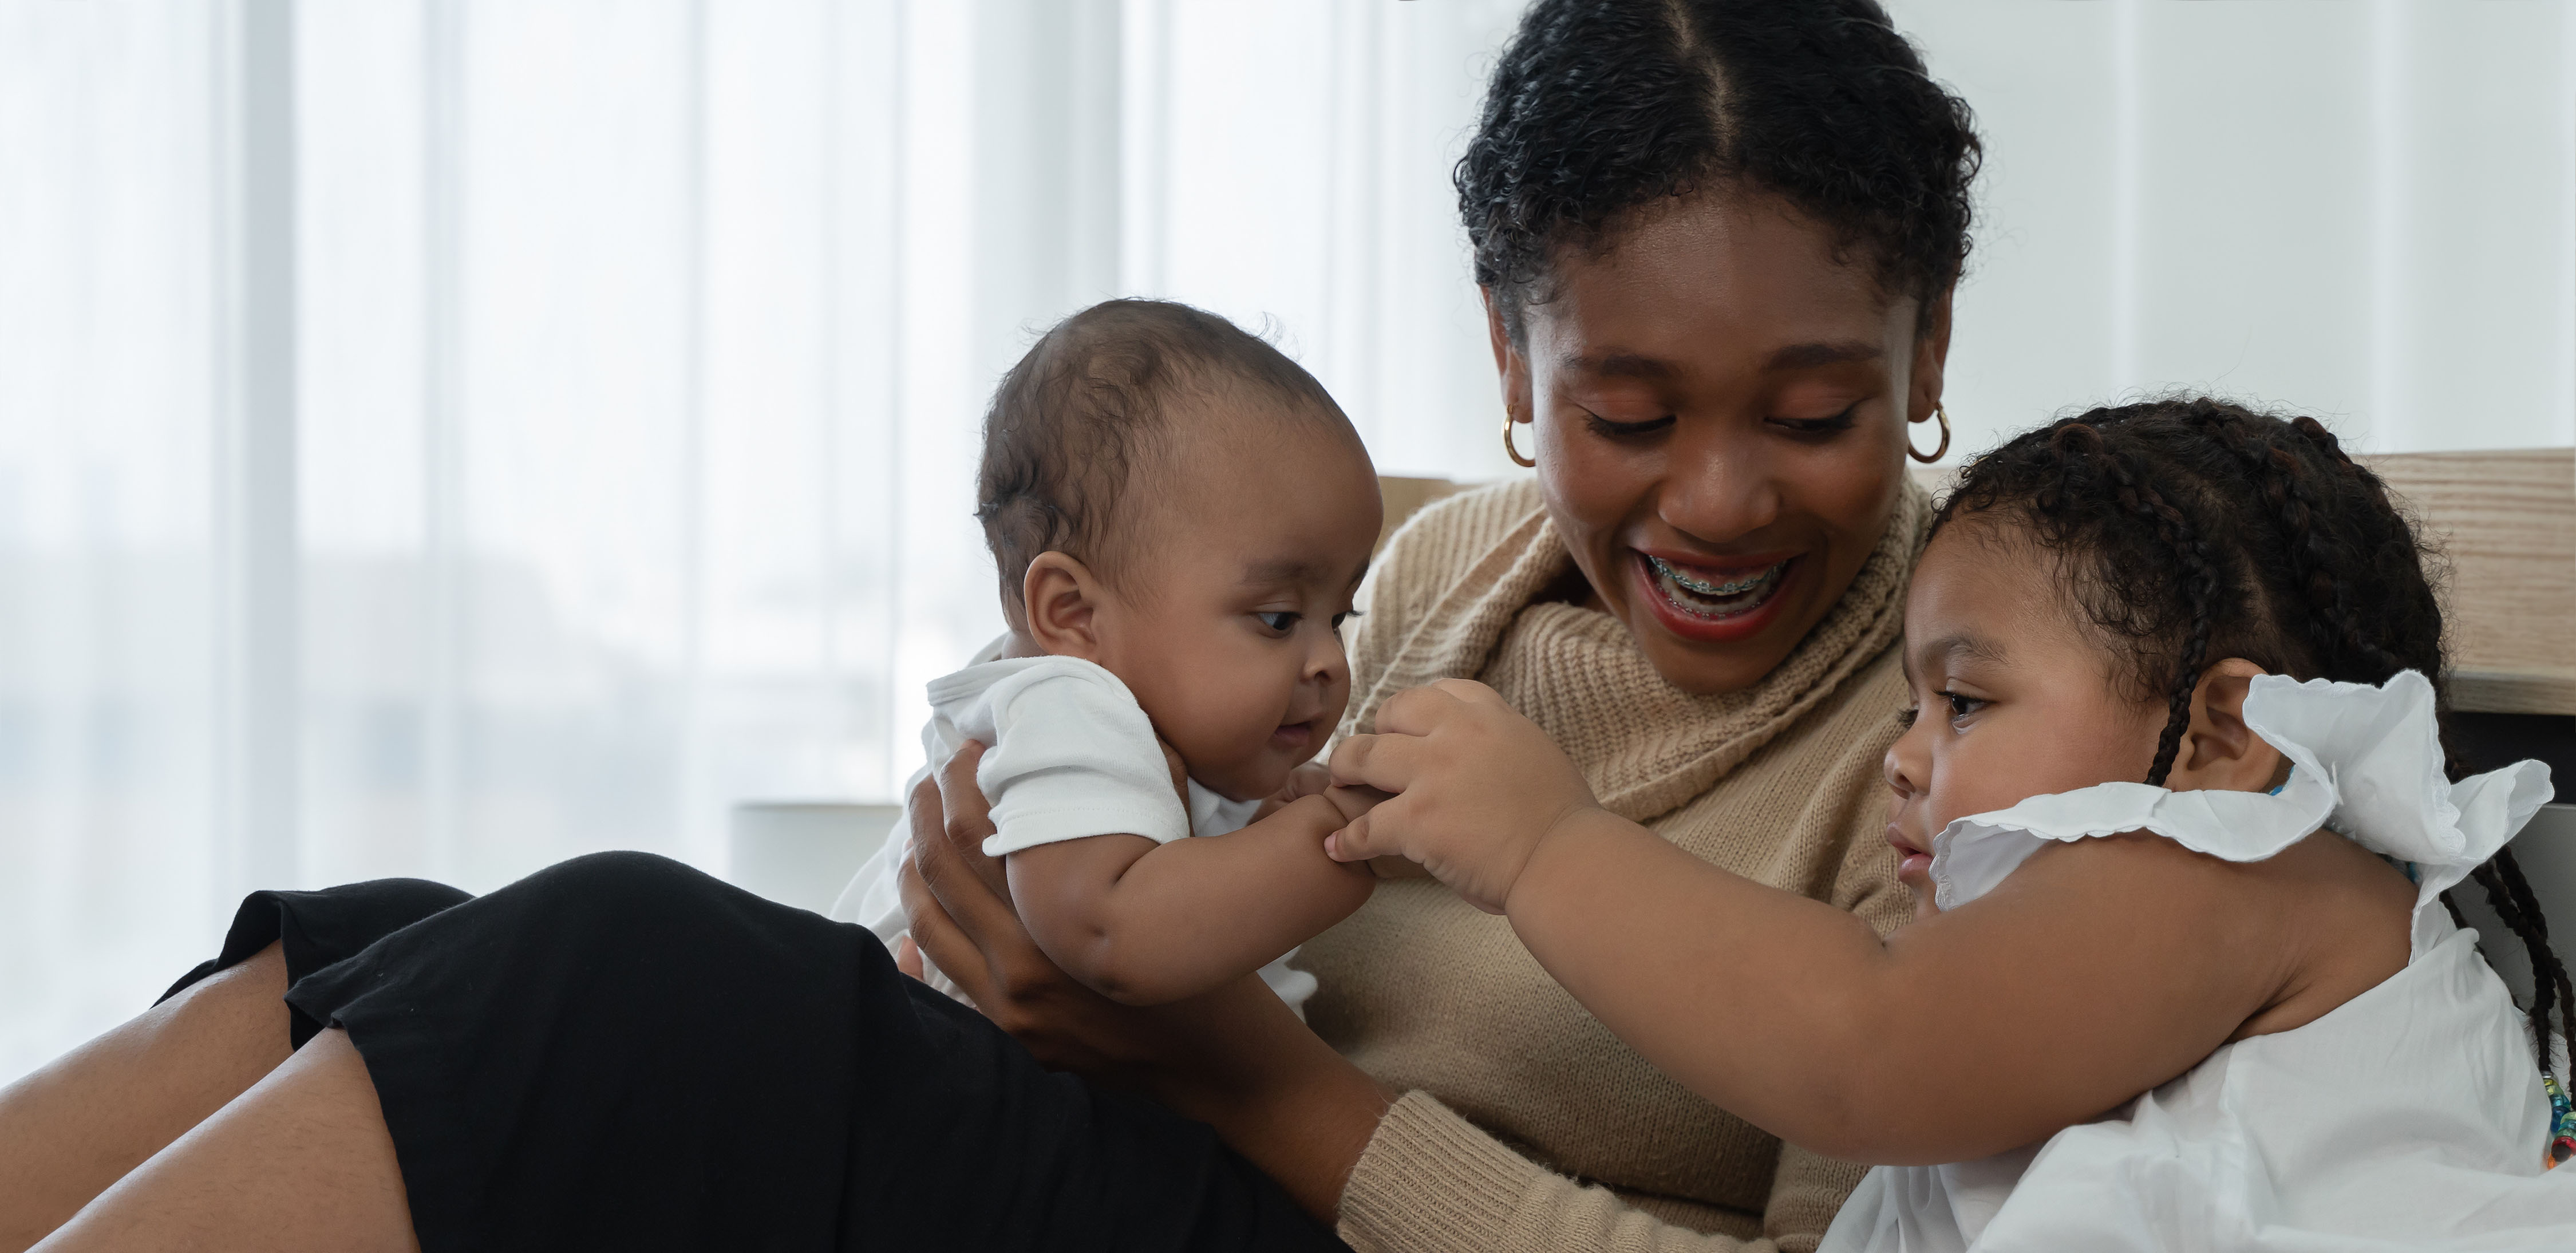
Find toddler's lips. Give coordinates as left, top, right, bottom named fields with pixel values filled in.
left=1886, top=823, right=1933, bottom=884
left=1271, top=721, right=1315, bottom=752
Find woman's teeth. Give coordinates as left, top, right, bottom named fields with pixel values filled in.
left=1646, top=555, right=1786, bottom=618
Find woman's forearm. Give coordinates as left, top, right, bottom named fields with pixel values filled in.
left=1139, top=981, right=1393, bottom=1224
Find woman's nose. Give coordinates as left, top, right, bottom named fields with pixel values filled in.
left=1658, top=429, right=1783, bottom=543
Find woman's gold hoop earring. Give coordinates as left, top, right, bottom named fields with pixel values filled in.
left=1503, top=408, right=1537, bottom=468
left=1907, top=404, right=1952, bottom=465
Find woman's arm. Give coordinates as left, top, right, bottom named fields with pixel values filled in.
left=1326, top=680, right=2318, bottom=1165
left=1002, top=794, right=1377, bottom=1006
left=898, top=745, right=1392, bottom=1220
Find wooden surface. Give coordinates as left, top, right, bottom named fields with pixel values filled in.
left=2363, top=449, right=2576, bottom=715
left=1376, top=475, right=1468, bottom=555
left=1392, top=452, right=2576, bottom=713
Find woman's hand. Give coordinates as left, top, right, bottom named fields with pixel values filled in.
left=1323, top=678, right=1604, bottom=913
left=896, top=741, right=1392, bottom=1222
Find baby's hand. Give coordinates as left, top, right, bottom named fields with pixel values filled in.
left=1323, top=678, right=1599, bottom=912
left=1253, top=761, right=1333, bottom=820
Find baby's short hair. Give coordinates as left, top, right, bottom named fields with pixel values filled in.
left=977, top=299, right=1352, bottom=629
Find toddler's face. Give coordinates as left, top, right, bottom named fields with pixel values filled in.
left=1086, top=417, right=1382, bottom=801
left=1881, top=519, right=2168, bottom=921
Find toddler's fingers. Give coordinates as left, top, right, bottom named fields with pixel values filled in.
left=1325, top=813, right=1379, bottom=862
left=1321, top=783, right=1390, bottom=824
left=1373, top=683, right=1469, bottom=737
left=1424, top=677, right=1510, bottom=709
left=1328, top=733, right=1424, bottom=794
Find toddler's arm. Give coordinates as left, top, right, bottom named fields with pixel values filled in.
left=1326, top=679, right=2408, bottom=1167
left=1005, top=789, right=1378, bottom=1006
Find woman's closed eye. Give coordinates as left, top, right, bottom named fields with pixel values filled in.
left=1765, top=402, right=1860, bottom=438
left=1581, top=410, right=1674, bottom=440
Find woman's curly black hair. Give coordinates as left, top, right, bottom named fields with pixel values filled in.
left=1937, top=397, right=2573, bottom=1082
left=1458, top=0, right=1981, bottom=338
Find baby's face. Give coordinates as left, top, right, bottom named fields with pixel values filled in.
left=1087, top=417, right=1383, bottom=801
left=1882, top=519, right=2168, bottom=920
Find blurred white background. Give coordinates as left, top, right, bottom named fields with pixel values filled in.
left=2, top=0, right=2570, bottom=1081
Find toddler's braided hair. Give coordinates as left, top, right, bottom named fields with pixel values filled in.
left=1935, top=397, right=2572, bottom=1080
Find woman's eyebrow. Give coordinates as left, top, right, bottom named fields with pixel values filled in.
left=1764, top=339, right=1883, bottom=371
left=1559, top=351, right=1674, bottom=381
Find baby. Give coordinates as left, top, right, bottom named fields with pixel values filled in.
left=833, top=299, right=1381, bottom=1013
left=1327, top=398, right=2576, bottom=1250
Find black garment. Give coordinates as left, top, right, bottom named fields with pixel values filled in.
left=161, top=851, right=1348, bottom=1253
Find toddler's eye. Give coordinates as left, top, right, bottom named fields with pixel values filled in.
left=1943, top=691, right=1986, bottom=722
left=1330, top=610, right=1357, bottom=633
left=1255, top=611, right=1299, bottom=635
left=1895, top=706, right=1919, bottom=729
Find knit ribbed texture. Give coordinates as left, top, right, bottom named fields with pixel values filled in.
left=1301, top=477, right=1931, bottom=1253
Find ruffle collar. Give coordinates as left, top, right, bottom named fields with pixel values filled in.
left=1927, top=670, right=2555, bottom=957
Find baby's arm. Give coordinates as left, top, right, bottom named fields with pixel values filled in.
left=1326, top=680, right=2391, bottom=1167
left=1005, top=790, right=1377, bottom=1006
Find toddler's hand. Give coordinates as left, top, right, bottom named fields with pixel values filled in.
left=1323, top=678, right=1599, bottom=913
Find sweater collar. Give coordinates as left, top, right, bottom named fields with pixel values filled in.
left=1349, top=477, right=1930, bottom=824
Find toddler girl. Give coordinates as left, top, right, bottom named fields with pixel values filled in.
left=835, top=298, right=1380, bottom=1014
left=1325, top=398, right=2576, bottom=1250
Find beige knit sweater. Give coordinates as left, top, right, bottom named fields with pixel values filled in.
left=1296, top=476, right=1931, bottom=1253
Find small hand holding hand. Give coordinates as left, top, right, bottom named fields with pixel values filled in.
left=1323, top=678, right=1601, bottom=913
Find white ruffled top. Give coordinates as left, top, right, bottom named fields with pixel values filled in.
left=1822, top=671, right=2573, bottom=1252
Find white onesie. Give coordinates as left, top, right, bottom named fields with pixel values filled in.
left=1821, top=669, right=2573, bottom=1252
left=829, top=637, right=1319, bottom=1015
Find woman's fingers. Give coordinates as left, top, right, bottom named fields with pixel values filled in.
left=930, top=740, right=1009, bottom=900
left=898, top=852, right=996, bottom=1004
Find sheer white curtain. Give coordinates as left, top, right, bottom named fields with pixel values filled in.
left=5, top=0, right=2571, bottom=1084
left=0, top=0, right=1523, bottom=1082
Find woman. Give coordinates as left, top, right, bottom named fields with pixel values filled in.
left=0, top=2, right=1977, bottom=1250
left=904, top=1, right=1976, bottom=1246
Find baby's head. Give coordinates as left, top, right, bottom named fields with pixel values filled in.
left=1883, top=398, right=2451, bottom=914
left=977, top=299, right=1382, bottom=801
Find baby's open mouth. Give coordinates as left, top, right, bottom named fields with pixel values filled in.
left=1271, top=721, right=1315, bottom=750
left=1645, top=554, right=1788, bottom=619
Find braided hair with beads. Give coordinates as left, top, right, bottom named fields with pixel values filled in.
left=1935, top=396, right=2574, bottom=1085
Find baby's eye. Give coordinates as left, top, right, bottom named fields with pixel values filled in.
left=1895, top=706, right=1919, bottom=729
left=1330, top=610, right=1357, bottom=634
left=1943, top=691, right=1987, bottom=722
left=1255, top=611, right=1299, bottom=635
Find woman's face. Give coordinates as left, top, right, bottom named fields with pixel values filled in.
left=1491, top=192, right=1950, bottom=694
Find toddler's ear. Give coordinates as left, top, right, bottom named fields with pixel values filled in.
left=1021, top=551, right=1107, bottom=659
left=2163, top=658, right=2286, bottom=793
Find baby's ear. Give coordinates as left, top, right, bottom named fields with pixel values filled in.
left=2164, top=658, right=2285, bottom=793
left=1021, top=552, right=1107, bottom=659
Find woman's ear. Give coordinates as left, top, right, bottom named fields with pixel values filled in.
left=1907, top=286, right=1956, bottom=426
left=1481, top=287, right=1532, bottom=419
left=1021, top=552, right=1108, bottom=659
left=2162, top=658, right=2286, bottom=793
